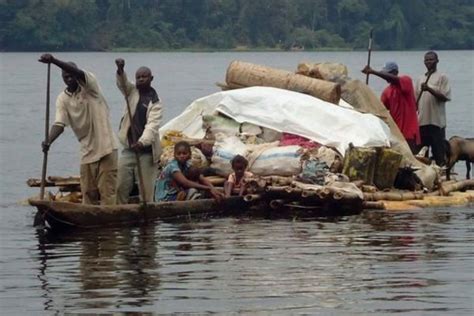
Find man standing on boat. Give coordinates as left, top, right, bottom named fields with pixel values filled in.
left=115, top=58, right=163, bottom=204
left=362, top=61, right=420, bottom=153
left=39, top=54, right=118, bottom=205
left=416, top=51, right=451, bottom=166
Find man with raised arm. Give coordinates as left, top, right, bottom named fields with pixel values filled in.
left=39, top=54, right=118, bottom=205
left=362, top=61, right=420, bottom=153
left=115, top=58, right=163, bottom=204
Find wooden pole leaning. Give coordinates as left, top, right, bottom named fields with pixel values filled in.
left=40, top=63, right=51, bottom=200
left=123, top=91, right=147, bottom=207
left=416, top=71, right=434, bottom=110
left=365, top=28, right=373, bottom=85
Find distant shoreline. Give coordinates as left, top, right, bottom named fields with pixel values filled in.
left=2, top=47, right=471, bottom=53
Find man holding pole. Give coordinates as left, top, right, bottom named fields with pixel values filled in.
left=39, top=54, right=118, bottom=205
left=115, top=58, right=163, bottom=204
left=416, top=51, right=451, bottom=166
left=362, top=61, right=420, bottom=153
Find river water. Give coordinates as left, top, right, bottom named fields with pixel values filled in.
left=0, top=51, right=473, bottom=314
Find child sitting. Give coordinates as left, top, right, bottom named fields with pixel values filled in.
left=224, top=155, right=254, bottom=197
left=154, top=141, right=223, bottom=202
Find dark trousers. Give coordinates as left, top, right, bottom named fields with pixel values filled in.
left=420, top=125, right=446, bottom=166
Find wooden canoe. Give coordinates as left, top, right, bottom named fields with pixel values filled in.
left=29, top=195, right=363, bottom=231
left=29, top=196, right=251, bottom=230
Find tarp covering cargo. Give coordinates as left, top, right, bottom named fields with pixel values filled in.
left=160, top=86, right=391, bottom=155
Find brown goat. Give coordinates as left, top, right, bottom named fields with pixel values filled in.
left=445, top=136, right=474, bottom=180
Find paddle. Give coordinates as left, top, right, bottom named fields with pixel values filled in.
left=34, top=63, right=51, bottom=227
left=123, top=91, right=147, bottom=207
left=365, top=28, right=374, bottom=85
left=40, top=63, right=51, bottom=200
left=416, top=70, right=434, bottom=110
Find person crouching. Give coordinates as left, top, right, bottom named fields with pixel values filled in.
left=224, top=155, right=254, bottom=197
left=154, top=141, right=223, bottom=202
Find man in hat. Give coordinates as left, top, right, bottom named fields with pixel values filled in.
left=362, top=61, right=420, bottom=153
left=416, top=51, right=451, bottom=166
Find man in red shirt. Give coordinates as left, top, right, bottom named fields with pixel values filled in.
left=362, top=62, right=420, bottom=153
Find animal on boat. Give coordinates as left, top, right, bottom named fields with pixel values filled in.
left=445, top=136, right=474, bottom=180
left=394, top=167, right=423, bottom=191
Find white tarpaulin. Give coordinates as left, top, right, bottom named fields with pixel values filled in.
left=160, top=86, right=391, bottom=155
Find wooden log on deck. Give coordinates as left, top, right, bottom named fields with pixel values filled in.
left=363, top=191, right=425, bottom=201
left=262, top=175, right=294, bottom=186
left=428, top=179, right=474, bottom=196
left=226, top=60, right=341, bottom=104
left=243, top=194, right=261, bottom=202
left=327, top=188, right=361, bottom=200
left=269, top=199, right=287, bottom=209
left=362, top=201, right=385, bottom=210
left=27, top=176, right=81, bottom=187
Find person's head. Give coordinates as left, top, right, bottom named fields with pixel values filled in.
left=381, top=61, right=399, bottom=76
left=135, top=66, right=153, bottom=91
left=62, top=62, right=79, bottom=91
left=185, top=166, right=201, bottom=182
left=231, top=155, right=249, bottom=177
left=424, top=51, right=439, bottom=72
left=174, top=141, right=192, bottom=164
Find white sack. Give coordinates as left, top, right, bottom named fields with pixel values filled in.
left=211, top=135, right=248, bottom=176
left=249, top=145, right=303, bottom=176
left=160, top=86, right=391, bottom=155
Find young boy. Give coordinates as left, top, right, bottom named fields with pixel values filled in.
left=154, top=141, right=223, bottom=202
left=224, top=155, right=253, bottom=197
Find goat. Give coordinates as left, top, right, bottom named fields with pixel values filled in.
left=445, top=136, right=474, bottom=180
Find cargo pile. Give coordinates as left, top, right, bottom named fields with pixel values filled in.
left=157, top=60, right=474, bottom=211
left=28, top=60, right=474, bottom=211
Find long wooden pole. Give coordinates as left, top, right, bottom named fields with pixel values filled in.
left=416, top=71, right=434, bottom=109
left=123, top=93, right=147, bottom=206
left=40, top=64, right=51, bottom=200
left=365, top=28, right=373, bottom=85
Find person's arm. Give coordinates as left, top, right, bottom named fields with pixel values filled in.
left=41, top=124, right=64, bottom=153
left=224, top=181, right=233, bottom=197
left=38, top=54, right=86, bottom=83
left=172, top=170, right=223, bottom=200
left=238, top=184, right=246, bottom=197
left=172, top=171, right=224, bottom=200
left=139, top=101, right=163, bottom=147
left=361, top=65, right=399, bottom=84
left=199, top=174, right=224, bottom=200
left=421, top=75, right=450, bottom=102
left=115, top=58, right=135, bottom=97
left=172, top=171, right=211, bottom=191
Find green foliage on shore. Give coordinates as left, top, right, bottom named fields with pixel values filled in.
left=1, top=0, right=472, bottom=51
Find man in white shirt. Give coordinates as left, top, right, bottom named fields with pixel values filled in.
left=416, top=51, right=451, bottom=166
left=39, top=54, right=118, bottom=205
left=115, top=58, right=163, bottom=204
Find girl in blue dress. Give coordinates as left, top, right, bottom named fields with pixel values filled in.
left=154, top=141, right=223, bottom=202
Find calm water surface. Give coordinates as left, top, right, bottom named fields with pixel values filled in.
left=0, top=51, right=473, bottom=314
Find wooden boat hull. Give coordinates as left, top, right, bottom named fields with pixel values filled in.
left=30, top=197, right=249, bottom=230
left=30, top=195, right=363, bottom=231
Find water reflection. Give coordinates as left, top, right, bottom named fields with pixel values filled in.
left=35, top=224, right=161, bottom=313
left=32, top=207, right=474, bottom=314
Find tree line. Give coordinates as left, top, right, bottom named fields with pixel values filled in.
left=1, top=0, right=472, bottom=51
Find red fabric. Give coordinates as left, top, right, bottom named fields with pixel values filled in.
left=279, top=133, right=321, bottom=149
left=381, top=75, right=420, bottom=144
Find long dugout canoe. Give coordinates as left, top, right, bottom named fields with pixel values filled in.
left=30, top=196, right=249, bottom=230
